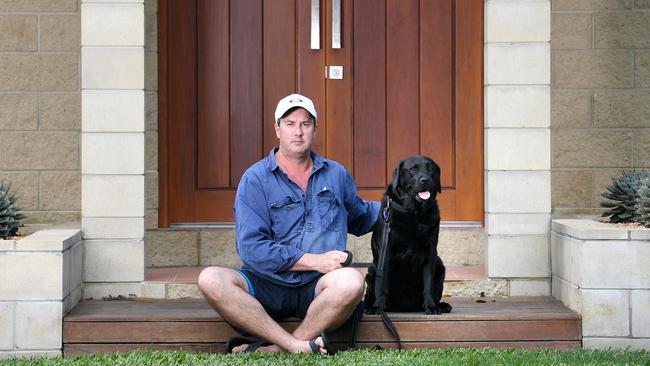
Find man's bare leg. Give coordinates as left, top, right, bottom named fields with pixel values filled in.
left=197, top=267, right=325, bottom=353
left=292, top=268, right=365, bottom=342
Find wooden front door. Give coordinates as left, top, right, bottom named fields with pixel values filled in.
left=159, top=0, right=483, bottom=227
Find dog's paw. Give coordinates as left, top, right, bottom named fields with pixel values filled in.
left=439, top=301, right=452, bottom=313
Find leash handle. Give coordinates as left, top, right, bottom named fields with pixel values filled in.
left=341, top=250, right=353, bottom=267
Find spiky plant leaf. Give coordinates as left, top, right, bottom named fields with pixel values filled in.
left=0, top=181, right=25, bottom=239
left=600, top=171, right=650, bottom=223
left=638, top=183, right=650, bottom=228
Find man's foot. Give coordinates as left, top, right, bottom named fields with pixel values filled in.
left=226, top=337, right=281, bottom=353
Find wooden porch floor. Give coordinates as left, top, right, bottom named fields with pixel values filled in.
left=63, top=296, right=581, bottom=356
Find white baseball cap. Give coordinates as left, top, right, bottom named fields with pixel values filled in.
left=274, top=93, right=317, bottom=125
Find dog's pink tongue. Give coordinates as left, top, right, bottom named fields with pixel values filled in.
left=418, top=191, right=431, bottom=200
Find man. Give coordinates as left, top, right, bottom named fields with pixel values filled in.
left=198, top=94, right=379, bottom=354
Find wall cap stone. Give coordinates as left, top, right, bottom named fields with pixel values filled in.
left=16, top=229, right=81, bottom=251
left=552, top=219, right=647, bottom=240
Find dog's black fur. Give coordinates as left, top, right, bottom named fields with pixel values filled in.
left=364, top=156, right=452, bottom=315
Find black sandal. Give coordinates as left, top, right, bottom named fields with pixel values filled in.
left=225, top=336, right=271, bottom=353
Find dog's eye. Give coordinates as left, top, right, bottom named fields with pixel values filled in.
left=409, top=166, right=418, bottom=172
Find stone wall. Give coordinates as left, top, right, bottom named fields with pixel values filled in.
left=0, top=0, right=80, bottom=225
left=552, top=0, right=650, bottom=217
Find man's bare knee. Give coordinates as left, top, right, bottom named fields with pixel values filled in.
left=320, top=268, right=365, bottom=304
left=197, top=267, right=244, bottom=302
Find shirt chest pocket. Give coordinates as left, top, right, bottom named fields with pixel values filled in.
left=316, top=189, right=341, bottom=232
left=269, top=196, right=303, bottom=239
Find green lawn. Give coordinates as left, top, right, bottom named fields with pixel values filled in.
left=2, top=348, right=650, bottom=366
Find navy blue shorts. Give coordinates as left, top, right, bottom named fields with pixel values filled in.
left=235, top=269, right=322, bottom=320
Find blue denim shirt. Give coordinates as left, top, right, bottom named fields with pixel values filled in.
left=235, top=148, right=380, bottom=287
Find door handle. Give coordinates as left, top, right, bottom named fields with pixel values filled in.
left=332, top=0, right=341, bottom=48
left=311, top=0, right=320, bottom=49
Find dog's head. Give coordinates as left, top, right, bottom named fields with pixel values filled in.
left=388, top=156, right=441, bottom=209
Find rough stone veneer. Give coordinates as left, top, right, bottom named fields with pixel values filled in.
left=81, top=0, right=145, bottom=293
left=552, top=219, right=650, bottom=349
left=0, top=229, right=82, bottom=359
left=0, top=0, right=81, bottom=225
left=551, top=0, right=650, bottom=217
left=484, top=0, right=552, bottom=295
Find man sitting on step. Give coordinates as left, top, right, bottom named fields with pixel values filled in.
left=198, top=93, right=379, bottom=354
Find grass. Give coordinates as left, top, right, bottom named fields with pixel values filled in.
left=1, top=348, right=650, bottom=366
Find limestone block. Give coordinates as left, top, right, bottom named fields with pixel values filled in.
left=0, top=15, right=37, bottom=52
left=631, top=290, right=650, bottom=337
left=146, top=51, right=157, bottom=91
left=82, top=90, right=144, bottom=132
left=486, top=128, right=550, bottom=170
left=551, top=12, right=592, bottom=50
left=443, top=279, right=508, bottom=297
left=437, top=228, right=486, bottom=266
left=14, top=302, right=62, bottom=350
left=82, top=132, right=144, bottom=174
left=199, top=230, right=240, bottom=267
left=594, top=90, right=650, bottom=128
left=638, top=0, right=650, bottom=8
left=63, top=286, right=82, bottom=315
left=485, top=86, right=550, bottom=128
left=552, top=129, right=632, bottom=168
left=0, top=252, right=62, bottom=300
left=84, top=0, right=144, bottom=3
left=81, top=175, right=144, bottom=217
left=0, top=54, right=78, bottom=91
left=486, top=0, right=550, bottom=42
left=634, top=129, right=650, bottom=168
left=0, top=0, right=77, bottom=12
left=552, top=0, right=633, bottom=10
left=166, top=284, right=203, bottom=299
left=0, top=303, right=13, bottom=350
left=145, top=12, right=157, bottom=51
left=22, top=211, right=79, bottom=225
left=485, top=43, right=550, bottom=85
left=551, top=233, right=580, bottom=285
left=40, top=14, right=80, bottom=52
left=552, top=275, right=581, bottom=313
left=145, top=92, right=157, bottom=131
left=552, top=50, right=633, bottom=89
left=509, top=279, right=550, bottom=296
left=0, top=172, right=38, bottom=211
left=595, top=12, right=650, bottom=49
left=487, top=235, right=550, bottom=278
left=0, top=132, right=78, bottom=170
left=636, top=50, right=650, bottom=87
left=486, top=171, right=551, bottom=213
left=84, top=239, right=144, bottom=282
left=82, top=3, right=144, bottom=46
left=630, top=227, right=650, bottom=240
left=40, top=172, right=80, bottom=211
left=487, top=213, right=550, bottom=235
left=581, top=240, right=650, bottom=288
left=146, top=131, right=158, bottom=170
left=352, top=232, right=373, bottom=264
left=83, top=282, right=165, bottom=300
left=145, top=230, right=198, bottom=267
left=593, top=169, right=624, bottom=205
left=82, top=47, right=144, bottom=90
left=551, top=90, right=592, bottom=129
left=0, top=93, right=37, bottom=130
left=582, top=290, right=629, bottom=337
left=552, top=219, right=629, bottom=240
left=145, top=0, right=157, bottom=12
left=0, top=239, right=14, bottom=251
left=40, top=93, right=81, bottom=131
left=82, top=217, right=144, bottom=239
left=552, top=170, right=592, bottom=208
left=584, top=337, right=650, bottom=350
left=0, top=351, right=61, bottom=360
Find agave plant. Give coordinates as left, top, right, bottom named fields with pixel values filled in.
left=600, top=171, right=650, bottom=223
left=638, top=182, right=650, bottom=228
left=0, top=181, right=25, bottom=239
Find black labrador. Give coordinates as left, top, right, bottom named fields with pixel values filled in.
left=364, top=156, right=452, bottom=315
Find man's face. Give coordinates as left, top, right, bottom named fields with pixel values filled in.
left=275, top=108, right=316, bottom=158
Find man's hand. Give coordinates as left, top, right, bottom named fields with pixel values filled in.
left=290, top=251, right=349, bottom=273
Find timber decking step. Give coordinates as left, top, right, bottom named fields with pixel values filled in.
left=63, top=296, right=581, bottom=356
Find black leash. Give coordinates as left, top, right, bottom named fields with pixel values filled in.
left=373, top=196, right=402, bottom=350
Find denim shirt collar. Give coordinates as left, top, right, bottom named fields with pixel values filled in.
left=266, top=147, right=327, bottom=174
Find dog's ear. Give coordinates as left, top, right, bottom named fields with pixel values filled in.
left=434, top=162, right=442, bottom=194
left=390, top=160, right=403, bottom=195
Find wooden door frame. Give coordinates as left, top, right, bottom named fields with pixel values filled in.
left=157, top=0, right=484, bottom=228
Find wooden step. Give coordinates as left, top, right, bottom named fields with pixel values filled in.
left=63, top=297, right=581, bottom=356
